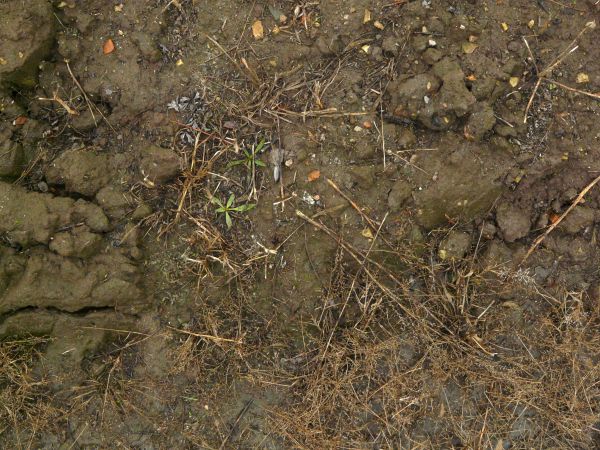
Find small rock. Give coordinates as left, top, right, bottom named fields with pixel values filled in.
left=96, top=185, right=131, bottom=219
left=471, top=78, right=497, bottom=101
left=72, top=200, right=110, bottom=233
left=496, top=203, right=531, bottom=242
left=314, top=35, right=343, bottom=56
left=369, top=45, right=384, bottom=62
left=45, top=148, right=112, bottom=196
left=140, top=145, right=181, bottom=185
left=501, top=59, right=524, bottom=78
left=388, top=180, right=412, bottom=211
left=381, top=36, right=399, bottom=56
left=381, top=122, right=399, bottom=141
left=481, top=239, right=515, bottom=268
left=132, top=203, right=153, bottom=220
left=439, top=231, right=471, bottom=260
left=562, top=187, right=578, bottom=202
left=422, top=48, right=443, bottom=65
left=131, top=31, right=162, bottom=63
left=388, top=73, right=441, bottom=120
left=49, top=226, right=103, bottom=259
left=0, top=141, right=25, bottom=178
left=507, top=40, right=521, bottom=52
left=535, top=212, right=549, bottom=230
left=480, top=222, right=497, bottom=239
left=389, top=58, right=476, bottom=131
left=465, top=103, right=496, bottom=141
left=412, top=35, right=430, bottom=52
left=495, top=124, right=518, bottom=138
left=558, top=206, right=594, bottom=234
left=398, top=128, right=417, bottom=149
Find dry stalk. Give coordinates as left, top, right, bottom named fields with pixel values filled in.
left=64, top=59, right=115, bottom=131
left=522, top=173, right=600, bottom=263
left=523, top=21, right=597, bottom=124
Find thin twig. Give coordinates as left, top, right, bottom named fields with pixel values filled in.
left=522, top=21, right=596, bottom=124
left=295, top=210, right=404, bottom=295
left=543, top=79, right=600, bottom=101
left=64, top=59, right=116, bottom=132
left=522, top=173, right=600, bottom=263
left=322, top=213, right=389, bottom=358
left=168, top=326, right=242, bottom=344
left=204, top=34, right=260, bottom=87
left=79, top=326, right=150, bottom=336
left=37, top=91, right=79, bottom=115
left=274, top=107, right=369, bottom=118
left=523, top=78, right=542, bottom=124
left=326, top=178, right=380, bottom=230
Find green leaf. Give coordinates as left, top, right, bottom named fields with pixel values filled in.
left=225, top=212, right=232, bottom=229
left=255, top=138, right=267, bottom=154
left=233, top=203, right=256, bottom=212
left=226, top=159, right=245, bottom=169
left=211, top=196, right=224, bottom=208
left=215, top=207, right=226, bottom=213
left=226, top=193, right=235, bottom=208
left=254, top=159, right=266, bottom=167
left=243, top=148, right=251, bottom=158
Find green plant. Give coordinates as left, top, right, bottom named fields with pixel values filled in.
left=226, top=138, right=267, bottom=171
left=212, top=193, right=255, bottom=229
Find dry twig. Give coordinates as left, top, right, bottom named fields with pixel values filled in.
left=522, top=173, right=600, bottom=263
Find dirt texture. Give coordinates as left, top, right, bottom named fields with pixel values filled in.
left=1, top=0, right=600, bottom=449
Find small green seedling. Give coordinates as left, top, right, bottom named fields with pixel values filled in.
left=227, top=138, right=267, bottom=171
left=212, top=193, right=255, bottom=229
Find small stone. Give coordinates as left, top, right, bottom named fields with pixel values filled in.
left=576, top=73, right=589, bottom=84
left=397, top=128, right=417, bottom=149
left=49, top=227, right=103, bottom=259
left=464, top=103, right=496, bottom=141
left=374, top=20, right=385, bottom=30
left=507, top=40, right=520, bottom=52
left=388, top=180, right=412, bottom=211
left=140, top=145, right=181, bottom=185
left=0, top=141, right=25, bottom=178
left=558, top=206, right=594, bottom=234
left=96, top=185, right=131, bottom=219
left=381, top=36, right=398, bottom=56
left=480, top=222, right=497, bottom=240
left=72, top=200, right=110, bottom=233
left=412, top=35, right=429, bottom=52
left=439, top=231, right=471, bottom=260
left=370, top=45, right=384, bottom=61
left=45, top=148, right=112, bottom=196
left=422, top=48, right=442, bottom=65
left=495, top=124, right=518, bottom=138
left=131, top=203, right=153, bottom=220
left=496, top=203, right=531, bottom=242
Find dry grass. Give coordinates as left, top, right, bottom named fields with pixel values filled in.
left=258, top=239, right=600, bottom=449
left=0, top=336, right=60, bottom=448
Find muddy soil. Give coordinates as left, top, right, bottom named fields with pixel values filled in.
left=1, top=0, right=600, bottom=448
